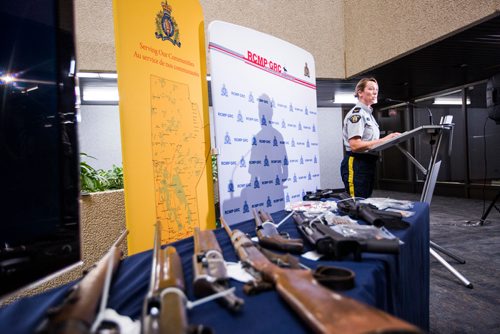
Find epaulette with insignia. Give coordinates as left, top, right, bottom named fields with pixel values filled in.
left=349, top=115, right=361, bottom=123
left=352, top=107, right=361, bottom=113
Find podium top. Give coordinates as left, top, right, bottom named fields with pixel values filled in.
left=369, top=124, right=451, bottom=152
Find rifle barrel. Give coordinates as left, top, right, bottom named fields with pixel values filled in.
left=149, top=223, right=162, bottom=292
left=253, top=209, right=263, bottom=227
left=112, top=229, right=129, bottom=248
left=220, top=217, right=232, bottom=236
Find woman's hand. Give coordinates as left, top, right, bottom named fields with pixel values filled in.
left=383, top=132, right=401, bottom=141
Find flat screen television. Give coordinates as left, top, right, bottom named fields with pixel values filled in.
left=0, top=0, right=80, bottom=300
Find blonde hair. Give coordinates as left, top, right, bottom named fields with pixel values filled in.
left=354, top=77, right=377, bottom=98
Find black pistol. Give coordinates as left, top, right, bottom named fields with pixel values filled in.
left=293, top=212, right=400, bottom=261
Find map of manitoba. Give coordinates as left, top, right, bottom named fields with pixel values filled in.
left=150, top=75, right=206, bottom=242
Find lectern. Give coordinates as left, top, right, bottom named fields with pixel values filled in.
left=370, top=123, right=473, bottom=288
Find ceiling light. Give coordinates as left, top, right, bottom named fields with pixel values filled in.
left=433, top=97, right=470, bottom=105
left=333, top=92, right=356, bottom=104
left=77, top=72, right=99, bottom=78
left=82, top=86, right=119, bottom=102
left=99, top=73, right=118, bottom=79
left=1, top=74, right=15, bottom=84
left=77, top=72, right=117, bottom=79
left=69, top=60, right=76, bottom=76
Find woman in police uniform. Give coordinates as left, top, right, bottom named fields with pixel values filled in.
left=340, top=77, right=400, bottom=198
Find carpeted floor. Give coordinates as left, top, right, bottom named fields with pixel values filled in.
left=373, top=190, right=500, bottom=334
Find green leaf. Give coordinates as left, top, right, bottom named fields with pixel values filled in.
left=79, top=153, right=124, bottom=193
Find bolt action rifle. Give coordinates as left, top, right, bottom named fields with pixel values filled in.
left=220, top=217, right=421, bottom=334
left=253, top=209, right=303, bottom=253
left=192, top=227, right=244, bottom=312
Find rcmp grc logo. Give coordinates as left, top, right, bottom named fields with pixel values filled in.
left=155, top=1, right=181, bottom=47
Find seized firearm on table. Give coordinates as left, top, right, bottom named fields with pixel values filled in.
left=221, top=217, right=420, bottom=334
left=253, top=209, right=303, bottom=253
left=142, top=223, right=211, bottom=334
left=335, top=193, right=407, bottom=228
left=192, top=227, right=243, bottom=312
left=37, top=230, right=128, bottom=334
left=293, top=211, right=400, bottom=261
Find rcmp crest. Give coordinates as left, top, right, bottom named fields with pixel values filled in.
left=155, top=1, right=181, bottom=47
left=349, top=115, right=361, bottom=123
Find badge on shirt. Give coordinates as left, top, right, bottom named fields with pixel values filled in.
left=352, top=107, right=361, bottom=113
left=349, top=115, right=361, bottom=123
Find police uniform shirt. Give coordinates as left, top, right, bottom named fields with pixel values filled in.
left=342, top=102, right=380, bottom=152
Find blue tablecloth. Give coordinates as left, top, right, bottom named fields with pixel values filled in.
left=0, top=203, right=429, bottom=333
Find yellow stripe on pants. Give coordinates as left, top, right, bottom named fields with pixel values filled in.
left=348, top=156, right=355, bottom=197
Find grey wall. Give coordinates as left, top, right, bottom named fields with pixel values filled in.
left=76, top=105, right=346, bottom=190
left=74, top=0, right=500, bottom=78
left=78, top=105, right=123, bottom=170
left=317, top=107, right=344, bottom=190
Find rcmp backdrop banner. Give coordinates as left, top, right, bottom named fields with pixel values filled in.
left=113, top=0, right=215, bottom=254
left=208, top=21, right=320, bottom=225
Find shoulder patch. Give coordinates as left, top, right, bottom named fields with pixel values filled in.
left=349, top=115, right=361, bottom=123
left=352, top=107, right=361, bottom=113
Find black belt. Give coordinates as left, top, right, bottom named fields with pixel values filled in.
left=346, top=151, right=378, bottom=161
left=254, top=246, right=356, bottom=291
left=313, top=265, right=356, bottom=291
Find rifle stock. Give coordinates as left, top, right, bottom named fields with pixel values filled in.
left=253, top=209, right=303, bottom=253
left=275, top=269, right=417, bottom=333
left=221, top=217, right=420, bottom=334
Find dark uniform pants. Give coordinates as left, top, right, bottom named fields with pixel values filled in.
left=340, top=152, right=378, bottom=199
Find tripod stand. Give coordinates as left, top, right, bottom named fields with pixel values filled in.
left=419, top=124, right=473, bottom=288
left=472, top=190, right=500, bottom=225
left=370, top=123, right=473, bottom=288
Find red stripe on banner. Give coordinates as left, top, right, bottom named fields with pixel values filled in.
left=209, top=42, right=316, bottom=90
left=209, top=43, right=245, bottom=60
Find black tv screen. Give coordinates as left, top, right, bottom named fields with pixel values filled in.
left=0, top=0, right=80, bottom=299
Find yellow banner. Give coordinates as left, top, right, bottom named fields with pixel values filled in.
left=113, top=0, right=215, bottom=254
